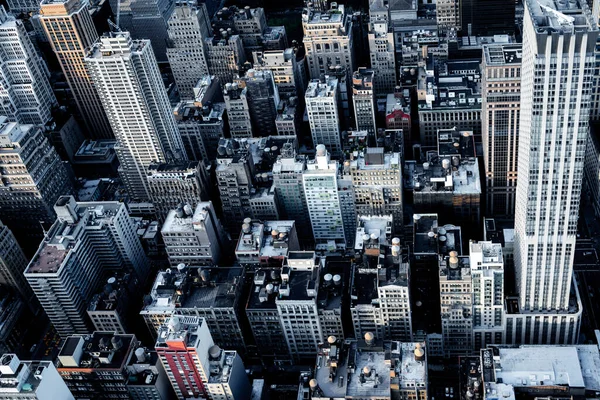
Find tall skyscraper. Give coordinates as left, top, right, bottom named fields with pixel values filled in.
left=39, top=0, right=112, bottom=139
left=303, top=146, right=346, bottom=250
left=85, top=32, right=186, bottom=201
left=515, top=0, right=596, bottom=312
left=239, top=69, right=280, bottom=136
left=25, top=196, right=149, bottom=337
left=352, top=68, right=376, bottom=134
left=0, top=118, right=72, bottom=254
left=367, top=1, right=397, bottom=95
left=509, top=0, right=596, bottom=344
left=461, top=0, right=516, bottom=35
left=482, top=44, right=521, bottom=217
left=166, top=1, right=212, bottom=100
left=0, top=7, right=56, bottom=125
left=305, top=77, right=341, bottom=155
left=302, top=3, right=355, bottom=80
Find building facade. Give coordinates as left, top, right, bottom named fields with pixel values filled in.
left=306, top=77, right=341, bottom=155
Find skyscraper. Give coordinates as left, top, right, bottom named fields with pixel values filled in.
left=305, top=77, right=341, bottom=155
left=509, top=0, right=596, bottom=344
left=481, top=44, right=521, bottom=217
left=85, top=32, right=186, bottom=201
left=515, top=0, right=596, bottom=312
left=367, top=0, right=397, bottom=95
left=39, top=0, right=112, bottom=139
left=166, top=1, right=212, bottom=100
left=0, top=7, right=56, bottom=125
left=352, top=68, right=376, bottom=134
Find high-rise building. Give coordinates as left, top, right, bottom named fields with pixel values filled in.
left=511, top=0, right=596, bottom=343
left=57, top=332, right=137, bottom=398
left=0, top=222, right=37, bottom=311
left=252, top=49, right=306, bottom=100
left=0, top=354, right=73, bottom=400
left=352, top=68, right=376, bottom=134
left=85, top=32, right=186, bottom=201
left=25, top=196, right=149, bottom=337
left=147, top=161, right=209, bottom=221
left=469, top=241, right=504, bottom=350
left=155, top=316, right=250, bottom=400
left=115, top=0, right=174, bottom=62
left=39, top=0, right=112, bottom=139
left=351, top=218, right=412, bottom=342
left=224, top=82, right=253, bottom=138
left=239, top=69, right=280, bottom=136
left=482, top=44, right=521, bottom=217
left=87, top=275, right=133, bottom=334
left=347, top=148, right=403, bottom=232
left=461, top=0, right=516, bottom=36
left=0, top=119, right=73, bottom=254
left=173, top=75, right=227, bottom=161
left=367, top=1, right=397, bottom=95
left=205, top=34, right=246, bottom=85
left=436, top=0, right=460, bottom=32
left=126, top=347, right=174, bottom=400
left=303, top=146, right=346, bottom=251
left=306, top=77, right=341, bottom=155
left=439, top=252, right=473, bottom=357
left=272, top=144, right=312, bottom=241
left=302, top=3, right=355, bottom=80
left=6, top=0, right=39, bottom=13
left=166, top=1, right=212, bottom=100
left=161, top=202, right=226, bottom=267
left=0, top=8, right=56, bottom=125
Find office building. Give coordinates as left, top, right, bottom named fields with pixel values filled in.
left=351, top=219, right=413, bottom=342
left=469, top=241, right=504, bottom=349
left=482, top=44, right=521, bottom=217
left=0, top=119, right=72, bottom=254
left=367, top=1, right=396, bottom=95
left=39, top=0, right=112, bottom=139
left=347, top=148, right=403, bottom=232
left=166, top=1, right=212, bottom=100
left=87, top=275, right=133, bottom=334
left=126, top=348, right=174, bottom=400
left=115, top=0, right=173, bottom=62
left=436, top=0, right=460, bottom=32
left=352, top=68, right=376, bottom=134
left=585, top=124, right=600, bottom=218
left=224, top=82, right=253, bottom=138
left=57, top=332, right=136, bottom=398
left=142, top=267, right=246, bottom=354
left=0, top=223, right=37, bottom=310
left=205, top=33, right=246, bottom=85
left=239, top=69, right=280, bottom=136
left=174, top=75, right=227, bottom=161
left=302, top=3, right=355, bottom=80
left=235, top=220, right=299, bottom=269
left=0, top=354, right=73, bottom=400
left=303, top=146, right=346, bottom=251
left=300, top=336, right=427, bottom=400
left=0, top=8, right=56, bottom=125
left=306, top=77, right=341, bottom=155
left=480, top=345, right=600, bottom=399
left=510, top=0, right=596, bottom=343
left=147, top=161, right=209, bottom=221
left=85, top=32, right=186, bottom=201
left=155, top=316, right=250, bottom=400
left=252, top=49, right=306, bottom=100
left=161, top=202, right=226, bottom=267
left=439, top=252, right=473, bottom=357
left=72, top=139, right=119, bottom=178
left=461, top=0, right=516, bottom=36
left=25, top=196, right=149, bottom=337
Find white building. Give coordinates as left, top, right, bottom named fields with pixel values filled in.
left=0, top=354, right=73, bottom=400
left=511, top=0, right=596, bottom=343
left=303, top=146, right=346, bottom=251
left=469, top=241, right=504, bottom=349
left=85, top=32, right=186, bottom=201
left=161, top=201, right=225, bottom=267
left=24, top=196, right=149, bottom=337
left=306, top=77, right=341, bottom=155
left=0, top=7, right=56, bottom=125
left=367, top=1, right=396, bottom=95
left=39, top=0, right=112, bottom=139
left=481, top=44, right=521, bottom=217
left=302, top=3, right=354, bottom=80
left=166, top=1, right=212, bottom=100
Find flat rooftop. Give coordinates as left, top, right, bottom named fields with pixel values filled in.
left=162, top=202, right=214, bottom=234
left=58, top=332, right=135, bottom=370
left=526, top=0, right=595, bottom=33
left=306, top=77, right=338, bottom=98
left=413, top=214, right=462, bottom=255
left=483, top=44, right=522, bottom=66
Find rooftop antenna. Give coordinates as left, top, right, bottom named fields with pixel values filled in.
left=107, top=0, right=122, bottom=32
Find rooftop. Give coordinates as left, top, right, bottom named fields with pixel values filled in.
left=0, top=355, right=55, bottom=394
left=58, top=332, right=135, bottom=370
left=208, top=350, right=238, bottom=384
left=413, top=213, right=462, bottom=255
left=348, top=148, right=401, bottom=171
left=405, top=157, right=481, bottom=195
left=303, top=4, right=346, bottom=25
left=126, top=350, right=161, bottom=387
left=155, top=316, right=205, bottom=349
left=437, top=128, right=476, bottom=158
left=162, top=202, right=215, bottom=234
left=306, top=77, right=338, bottom=99
left=148, top=161, right=199, bottom=175
left=526, top=0, right=596, bottom=33
left=236, top=220, right=296, bottom=258
left=483, top=44, right=522, bottom=66
left=352, top=68, right=374, bottom=91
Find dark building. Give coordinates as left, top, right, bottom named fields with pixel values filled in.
left=461, top=0, right=516, bottom=36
